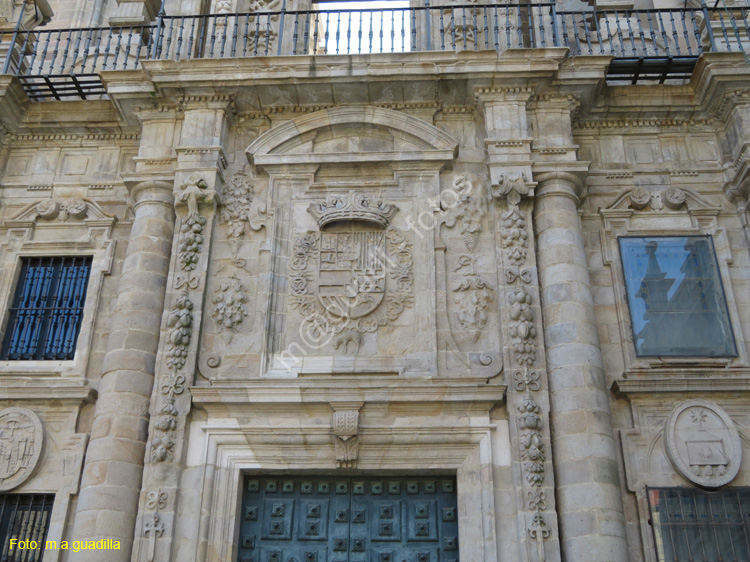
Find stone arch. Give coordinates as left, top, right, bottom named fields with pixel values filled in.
left=246, top=106, right=458, bottom=167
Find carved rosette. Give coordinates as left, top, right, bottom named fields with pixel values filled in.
left=664, top=399, right=742, bottom=488
left=0, top=407, right=44, bottom=491
left=626, top=186, right=687, bottom=211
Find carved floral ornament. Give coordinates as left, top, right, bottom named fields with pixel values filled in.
left=664, top=399, right=742, bottom=489
left=0, top=407, right=44, bottom=491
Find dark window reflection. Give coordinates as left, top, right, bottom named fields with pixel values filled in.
left=648, top=487, right=750, bottom=562
left=619, top=237, right=736, bottom=357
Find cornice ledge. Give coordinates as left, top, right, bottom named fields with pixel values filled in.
left=191, top=379, right=506, bottom=406
left=613, top=373, right=750, bottom=396
left=0, top=381, right=96, bottom=403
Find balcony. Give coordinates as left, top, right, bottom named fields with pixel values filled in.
left=1, top=2, right=748, bottom=100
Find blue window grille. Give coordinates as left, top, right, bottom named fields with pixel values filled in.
left=1, top=257, right=92, bottom=360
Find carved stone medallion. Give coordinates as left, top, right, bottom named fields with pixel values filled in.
left=664, top=399, right=741, bottom=489
left=290, top=228, right=414, bottom=334
left=0, top=407, right=44, bottom=491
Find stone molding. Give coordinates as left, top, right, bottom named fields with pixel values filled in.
left=599, top=201, right=747, bottom=373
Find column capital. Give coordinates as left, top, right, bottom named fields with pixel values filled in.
left=124, top=176, right=175, bottom=208
left=533, top=164, right=590, bottom=205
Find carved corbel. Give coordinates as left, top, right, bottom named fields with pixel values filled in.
left=174, top=174, right=216, bottom=220
left=331, top=406, right=362, bottom=468
left=490, top=173, right=534, bottom=208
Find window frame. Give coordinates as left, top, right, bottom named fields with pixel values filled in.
left=0, top=200, right=116, bottom=379
left=1, top=256, right=94, bottom=361
left=617, top=235, right=738, bottom=359
left=599, top=194, right=747, bottom=372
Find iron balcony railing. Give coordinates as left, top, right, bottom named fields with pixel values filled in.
left=1, top=3, right=748, bottom=99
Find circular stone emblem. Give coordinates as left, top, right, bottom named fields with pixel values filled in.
left=664, top=399, right=741, bottom=489
left=0, top=407, right=44, bottom=491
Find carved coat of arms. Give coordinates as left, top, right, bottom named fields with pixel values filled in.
left=664, top=399, right=741, bottom=488
left=290, top=192, right=413, bottom=335
left=0, top=408, right=44, bottom=491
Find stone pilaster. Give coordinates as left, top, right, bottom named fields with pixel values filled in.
left=71, top=180, right=175, bottom=562
left=478, top=86, right=560, bottom=562
left=131, top=96, right=229, bottom=562
left=533, top=170, right=629, bottom=562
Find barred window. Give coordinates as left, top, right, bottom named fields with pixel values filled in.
left=619, top=236, right=737, bottom=357
left=648, top=487, right=750, bottom=562
left=0, top=494, right=54, bottom=562
left=1, top=257, right=92, bottom=360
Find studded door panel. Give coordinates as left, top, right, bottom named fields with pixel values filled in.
left=238, top=476, right=459, bottom=562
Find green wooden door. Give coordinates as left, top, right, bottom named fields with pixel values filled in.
left=238, top=476, right=459, bottom=562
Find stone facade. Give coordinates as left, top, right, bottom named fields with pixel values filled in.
left=0, top=0, right=750, bottom=561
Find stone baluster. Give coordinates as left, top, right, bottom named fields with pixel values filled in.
left=533, top=171, right=629, bottom=562
left=70, top=181, right=175, bottom=562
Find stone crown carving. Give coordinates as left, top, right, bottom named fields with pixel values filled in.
left=308, top=191, right=398, bottom=229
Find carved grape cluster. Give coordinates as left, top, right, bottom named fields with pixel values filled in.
left=178, top=215, right=206, bottom=271
left=501, top=207, right=528, bottom=266
left=166, top=295, right=194, bottom=370
left=509, top=288, right=537, bottom=365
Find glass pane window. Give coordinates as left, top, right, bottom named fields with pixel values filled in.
left=648, top=487, right=750, bottom=562
left=0, top=494, right=54, bottom=562
left=1, top=256, right=92, bottom=361
left=619, top=237, right=736, bottom=357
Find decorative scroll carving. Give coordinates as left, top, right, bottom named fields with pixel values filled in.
left=308, top=191, right=398, bottom=229
left=626, top=186, right=687, bottom=211
left=290, top=227, right=414, bottom=335
left=0, top=408, right=44, bottom=491
left=513, top=366, right=550, bottom=559
left=663, top=186, right=687, bottom=210
left=35, top=198, right=88, bottom=221
left=452, top=255, right=494, bottom=342
left=443, top=175, right=487, bottom=251
left=8, top=197, right=115, bottom=224
left=332, top=409, right=360, bottom=468
left=211, top=277, right=248, bottom=332
left=509, top=288, right=538, bottom=366
left=664, top=399, right=741, bottom=488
